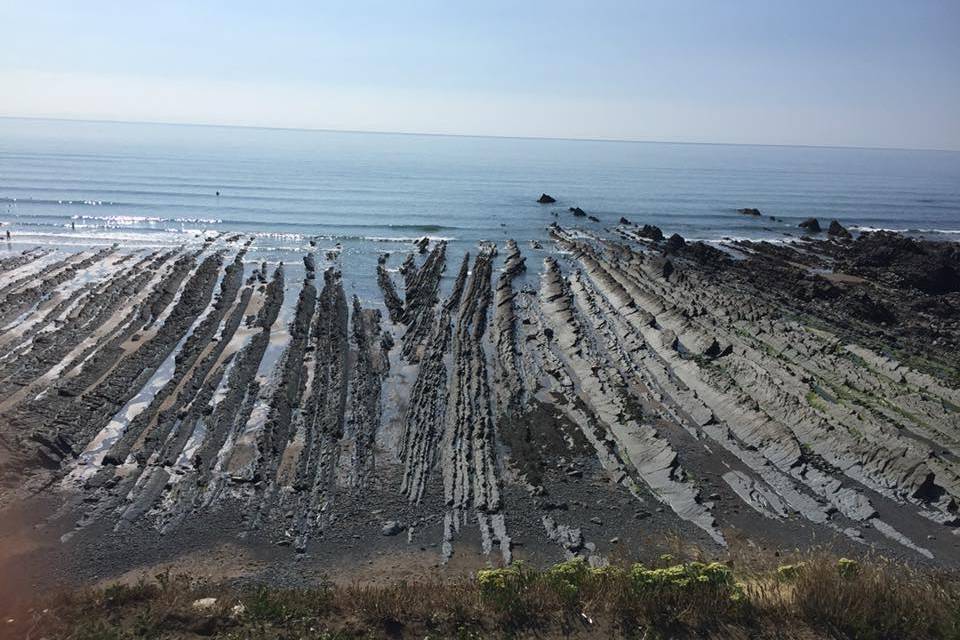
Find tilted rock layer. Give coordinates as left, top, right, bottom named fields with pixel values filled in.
left=1, top=227, right=959, bottom=575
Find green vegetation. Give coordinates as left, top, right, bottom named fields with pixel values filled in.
left=805, top=389, right=829, bottom=411
left=837, top=557, right=860, bottom=578
left=6, top=553, right=960, bottom=639
left=776, top=562, right=807, bottom=581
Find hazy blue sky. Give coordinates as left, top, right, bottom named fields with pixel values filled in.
left=2, top=1, right=958, bottom=149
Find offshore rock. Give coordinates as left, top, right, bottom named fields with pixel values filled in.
left=537, top=193, right=556, bottom=204
left=828, top=220, right=852, bottom=239
left=665, top=233, right=686, bottom=253
left=638, top=224, right=664, bottom=242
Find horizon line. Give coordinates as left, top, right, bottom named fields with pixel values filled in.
left=2, top=114, right=958, bottom=154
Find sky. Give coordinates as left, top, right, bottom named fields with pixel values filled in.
left=2, top=1, right=959, bottom=150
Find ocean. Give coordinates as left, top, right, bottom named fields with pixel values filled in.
left=2, top=117, right=959, bottom=302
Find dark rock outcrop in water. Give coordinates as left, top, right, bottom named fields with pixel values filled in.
left=737, top=208, right=762, bottom=216
left=619, top=217, right=632, bottom=225
left=799, top=218, right=822, bottom=232
left=303, top=253, right=316, bottom=277
left=537, top=193, right=556, bottom=204
left=638, top=224, right=665, bottom=242
left=569, top=207, right=586, bottom=217
left=665, top=233, right=686, bottom=253
left=828, top=220, right=852, bottom=239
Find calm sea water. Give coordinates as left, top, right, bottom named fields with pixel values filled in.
left=2, top=117, right=959, bottom=300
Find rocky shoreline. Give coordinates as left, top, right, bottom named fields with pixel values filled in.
left=1, top=222, right=959, bottom=600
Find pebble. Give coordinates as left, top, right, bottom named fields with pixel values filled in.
left=381, top=520, right=404, bottom=536
left=192, top=597, right=218, bottom=610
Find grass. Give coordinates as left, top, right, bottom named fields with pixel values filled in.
left=5, top=552, right=960, bottom=639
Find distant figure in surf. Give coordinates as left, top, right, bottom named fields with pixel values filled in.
left=5, top=230, right=9, bottom=240
left=216, top=191, right=220, bottom=197
left=71, top=221, right=76, bottom=231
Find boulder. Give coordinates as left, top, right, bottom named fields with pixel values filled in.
left=737, top=208, right=762, bottom=216
left=619, top=216, right=632, bottom=225
left=638, top=224, right=664, bottom=242
left=569, top=207, right=587, bottom=217
left=828, top=220, right=852, bottom=238
left=587, top=215, right=600, bottom=222
left=543, top=515, right=584, bottom=553
left=192, top=598, right=218, bottom=611
left=537, top=193, right=556, bottom=204
left=381, top=520, right=404, bottom=536
left=665, top=233, right=686, bottom=253
left=799, top=218, right=822, bottom=233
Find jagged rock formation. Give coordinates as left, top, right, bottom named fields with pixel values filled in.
left=828, top=219, right=851, bottom=238
left=1, top=227, right=959, bottom=578
left=377, top=254, right=404, bottom=323
left=492, top=240, right=526, bottom=417
left=665, top=233, right=686, bottom=252
left=400, top=242, right=446, bottom=361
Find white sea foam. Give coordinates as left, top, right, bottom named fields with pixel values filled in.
left=850, top=225, right=960, bottom=235
left=250, top=231, right=306, bottom=241
left=72, top=214, right=223, bottom=225
left=700, top=236, right=796, bottom=246
left=311, top=234, right=456, bottom=243
left=364, top=235, right=455, bottom=243
left=4, top=229, right=211, bottom=247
